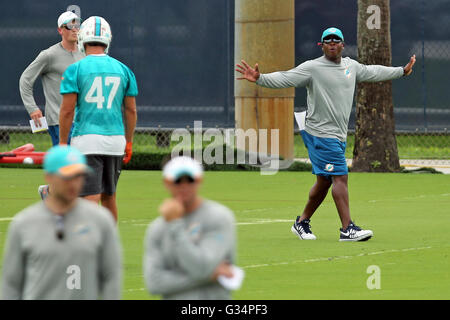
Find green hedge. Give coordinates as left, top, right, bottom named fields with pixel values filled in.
left=400, top=167, right=443, bottom=174
left=2, top=157, right=443, bottom=173
left=0, top=163, right=43, bottom=169
left=124, top=148, right=312, bottom=172
left=1, top=145, right=313, bottom=172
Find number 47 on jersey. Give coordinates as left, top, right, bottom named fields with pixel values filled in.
left=85, top=76, right=121, bottom=109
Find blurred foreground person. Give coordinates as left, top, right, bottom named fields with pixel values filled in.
left=144, top=156, right=243, bottom=300
left=1, top=145, right=121, bottom=300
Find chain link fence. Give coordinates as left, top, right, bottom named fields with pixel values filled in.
left=1, top=127, right=448, bottom=166
left=0, top=0, right=448, bottom=166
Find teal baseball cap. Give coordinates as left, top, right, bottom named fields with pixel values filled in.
left=44, top=145, right=90, bottom=178
left=162, top=156, right=203, bottom=181
left=321, top=27, right=344, bottom=42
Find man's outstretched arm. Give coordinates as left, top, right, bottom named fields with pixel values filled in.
left=403, top=55, right=416, bottom=76
left=236, top=59, right=311, bottom=88
left=356, top=54, right=416, bottom=83
left=236, top=60, right=261, bottom=82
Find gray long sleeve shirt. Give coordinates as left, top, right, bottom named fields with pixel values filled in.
left=144, top=199, right=236, bottom=300
left=1, top=199, right=121, bottom=300
left=256, top=56, right=404, bottom=141
left=19, top=42, right=84, bottom=125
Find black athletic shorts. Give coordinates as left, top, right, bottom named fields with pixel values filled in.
left=80, top=155, right=122, bottom=196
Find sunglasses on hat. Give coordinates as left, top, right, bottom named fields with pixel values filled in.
left=174, top=176, right=195, bottom=184
left=63, top=20, right=80, bottom=30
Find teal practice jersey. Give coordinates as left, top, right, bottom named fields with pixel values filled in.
left=61, top=55, right=138, bottom=137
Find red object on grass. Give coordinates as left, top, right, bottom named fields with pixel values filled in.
left=0, top=144, right=46, bottom=164
left=0, top=156, right=44, bottom=165
left=12, top=143, right=35, bottom=153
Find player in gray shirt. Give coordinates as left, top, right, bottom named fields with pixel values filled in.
left=236, top=27, right=416, bottom=242
left=1, top=145, right=122, bottom=300
left=144, top=156, right=239, bottom=300
left=19, top=11, right=84, bottom=146
left=21, top=12, right=85, bottom=201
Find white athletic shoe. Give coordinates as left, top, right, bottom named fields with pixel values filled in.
left=291, top=217, right=317, bottom=240
left=339, top=221, right=373, bottom=242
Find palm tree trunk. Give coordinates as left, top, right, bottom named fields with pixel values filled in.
left=352, top=0, right=401, bottom=172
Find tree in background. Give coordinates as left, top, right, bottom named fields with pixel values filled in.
left=353, top=0, right=401, bottom=172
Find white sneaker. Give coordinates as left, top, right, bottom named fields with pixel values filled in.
left=291, top=217, right=317, bottom=240
left=339, top=221, right=373, bottom=242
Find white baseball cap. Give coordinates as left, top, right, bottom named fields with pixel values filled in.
left=162, top=156, right=204, bottom=181
left=57, top=11, right=80, bottom=27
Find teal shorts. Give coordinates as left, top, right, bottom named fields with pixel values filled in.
left=300, top=130, right=348, bottom=179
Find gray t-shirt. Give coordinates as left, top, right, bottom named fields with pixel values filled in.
left=0, top=198, right=121, bottom=300
left=19, top=42, right=84, bottom=126
left=144, top=199, right=236, bottom=300
left=256, top=56, right=404, bottom=141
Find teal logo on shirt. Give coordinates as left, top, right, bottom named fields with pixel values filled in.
left=187, top=223, right=201, bottom=242
left=73, top=224, right=91, bottom=236
left=344, top=68, right=351, bottom=78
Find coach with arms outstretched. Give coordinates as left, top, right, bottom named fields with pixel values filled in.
left=236, top=27, right=416, bottom=242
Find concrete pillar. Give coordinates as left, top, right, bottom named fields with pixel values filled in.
left=235, top=0, right=295, bottom=160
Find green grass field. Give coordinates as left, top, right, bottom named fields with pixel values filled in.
left=0, top=168, right=449, bottom=299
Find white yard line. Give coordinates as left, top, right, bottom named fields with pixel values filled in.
left=124, top=246, right=433, bottom=293
left=235, top=206, right=299, bottom=214
left=0, top=217, right=293, bottom=226
left=125, top=218, right=294, bottom=227
left=368, top=192, right=449, bottom=203
left=236, top=219, right=293, bottom=225
left=125, top=288, right=146, bottom=292
left=243, top=246, right=432, bottom=269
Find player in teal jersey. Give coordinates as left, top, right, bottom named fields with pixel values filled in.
left=59, top=16, right=138, bottom=221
